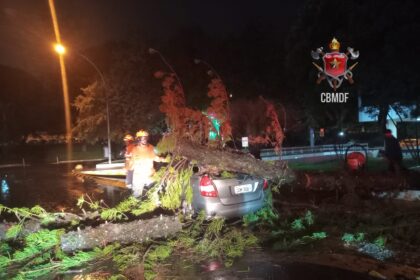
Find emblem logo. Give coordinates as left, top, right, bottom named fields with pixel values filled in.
left=311, top=38, right=359, bottom=90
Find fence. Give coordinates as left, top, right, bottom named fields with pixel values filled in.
left=260, top=143, right=372, bottom=161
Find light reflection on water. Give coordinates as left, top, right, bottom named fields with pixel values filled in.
left=0, top=164, right=127, bottom=212
left=63, top=251, right=376, bottom=280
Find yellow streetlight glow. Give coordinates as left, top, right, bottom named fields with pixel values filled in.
left=49, top=0, right=72, bottom=161
left=54, top=43, right=66, bottom=55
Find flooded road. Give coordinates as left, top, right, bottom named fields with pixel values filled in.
left=0, top=163, right=127, bottom=212
left=161, top=250, right=376, bottom=280
left=0, top=165, right=409, bottom=280
left=62, top=249, right=377, bottom=280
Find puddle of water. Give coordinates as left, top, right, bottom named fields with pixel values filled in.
left=58, top=253, right=378, bottom=280
left=0, top=164, right=128, bottom=212
left=210, top=261, right=376, bottom=280
left=206, top=254, right=375, bottom=280
left=135, top=250, right=377, bottom=280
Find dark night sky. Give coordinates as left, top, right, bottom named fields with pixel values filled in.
left=0, top=0, right=303, bottom=75
left=1, top=0, right=419, bottom=139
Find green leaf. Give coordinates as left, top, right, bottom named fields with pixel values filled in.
left=100, top=208, right=120, bottom=221
left=0, top=255, right=10, bottom=269
left=90, top=201, right=100, bottom=210
left=342, top=232, right=365, bottom=245
left=70, top=219, right=80, bottom=226
left=40, top=215, right=56, bottom=225
left=76, top=195, right=85, bottom=208
left=0, top=242, right=11, bottom=255
left=291, top=218, right=305, bottom=231
left=220, top=171, right=235, bottom=178
left=60, top=251, right=98, bottom=270
left=374, top=236, right=386, bottom=248
left=147, top=245, right=172, bottom=262
left=115, top=196, right=140, bottom=212
left=30, top=205, right=46, bottom=215
left=311, top=231, right=327, bottom=239
left=206, top=218, right=225, bottom=237
left=243, top=212, right=259, bottom=226
left=355, top=232, right=365, bottom=242
left=342, top=233, right=355, bottom=245
left=6, top=224, right=23, bottom=239
left=13, top=207, right=31, bottom=219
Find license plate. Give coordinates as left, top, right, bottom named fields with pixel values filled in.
left=234, top=184, right=253, bottom=194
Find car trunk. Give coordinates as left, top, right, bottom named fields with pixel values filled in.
left=211, top=175, right=263, bottom=206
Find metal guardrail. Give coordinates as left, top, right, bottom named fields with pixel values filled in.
left=260, top=143, right=417, bottom=161
left=261, top=143, right=369, bottom=156
left=260, top=143, right=372, bottom=161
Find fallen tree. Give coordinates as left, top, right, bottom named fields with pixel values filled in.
left=60, top=215, right=182, bottom=252
left=154, top=69, right=291, bottom=182
left=173, top=139, right=293, bottom=181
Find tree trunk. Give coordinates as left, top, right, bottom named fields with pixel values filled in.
left=0, top=212, right=88, bottom=241
left=378, top=104, right=389, bottom=133
left=60, top=215, right=182, bottom=252
left=174, top=140, right=294, bottom=181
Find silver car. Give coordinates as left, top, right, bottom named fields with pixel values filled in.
left=190, top=173, right=268, bottom=218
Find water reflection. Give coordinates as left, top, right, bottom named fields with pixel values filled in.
left=162, top=251, right=377, bottom=280
left=0, top=164, right=127, bottom=212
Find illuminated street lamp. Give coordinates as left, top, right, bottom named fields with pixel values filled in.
left=54, top=44, right=112, bottom=164
left=51, top=42, right=72, bottom=160
left=54, top=43, right=66, bottom=55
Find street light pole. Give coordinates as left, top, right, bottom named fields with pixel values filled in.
left=194, top=58, right=233, bottom=145
left=52, top=43, right=72, bottom=161
left=194, top=59, right=222, bottom=80
left=194, top=58, right=232, bottom=100
left=77, top=53, right=112, bottom=164
left=49, top=0, right=73, bottom=162
left=148, top=48, right=185, bottom=101
left=276, top=102, right=287, bottom=133
left=54, top=44, right=112, bottom=164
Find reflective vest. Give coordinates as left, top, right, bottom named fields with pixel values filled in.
left=124, top=143, right=135, bottom=170
left=129, top=144, right=156, bottom=178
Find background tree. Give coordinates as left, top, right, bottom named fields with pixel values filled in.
left=206, top=77, right=232, bottom=143
left=72, top=43, right=164, bottom=143
left=230, top=97, right=284, bottom=150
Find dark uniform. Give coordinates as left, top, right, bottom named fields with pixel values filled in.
left=384, top=131, right=403, bottom=174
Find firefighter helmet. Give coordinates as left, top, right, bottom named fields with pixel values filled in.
left=123, top=134, right=134, bottom=141
left=136, top=130, right=149, bottom=138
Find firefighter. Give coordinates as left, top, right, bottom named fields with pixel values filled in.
left=122, top=134, right=135, bottom=188
left=130, top=130, right=165, bottom=198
